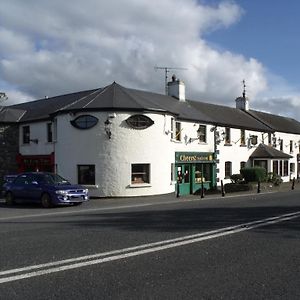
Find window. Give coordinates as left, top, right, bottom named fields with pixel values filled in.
left=71, top=115, right=98, bottom=129
left=47, top=123, right=53, bottom=143
left=131, top=164, right=150, bottom=184
left=290, top=140, right=293, bottom=153
left=225, top=161, right=232, bottom=178
left=280, top=139, right=283, bottom=151
left=22, top=126, right=30, bottom=144
left=198, top=125, right=206, bottom=143
left=240, top=161, right=246, bottom=170
left=284, top=160, right=288, bottom=176
left=126, top=115, right=154, bottom=129
left=273, top=160, right=278, bottom=175
left=268, top=133, right=272, bottom=145
left=290, top=162, right=295, bottom=173
left=170, top=118, right=174, bottom=139
left=240, top=129, right=245, bottom=145
left=175, top=122, right=181, bottom=141
left=78, top=165, right=95, bottom=185
left=225, top=127, right=231, bottom=144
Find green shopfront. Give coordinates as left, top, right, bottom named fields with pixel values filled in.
left=175, top=152, right=216, bottom=195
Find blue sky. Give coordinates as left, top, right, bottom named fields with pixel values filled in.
left=0, top=0, right=300, bottom=121
left=205, top=0, right=300, bottom=87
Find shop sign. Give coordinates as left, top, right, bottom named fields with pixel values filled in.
left=175, top=152, right=214, bottom=163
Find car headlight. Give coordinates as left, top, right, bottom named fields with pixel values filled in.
left=84, top=189, right=89, bottom=194
left=55, top=190, right=68, bottom=195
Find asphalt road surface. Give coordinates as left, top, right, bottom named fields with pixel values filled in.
left=1, top=190, right=300, bottom=299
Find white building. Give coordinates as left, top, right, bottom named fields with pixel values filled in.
left=1, top=77, right=300, bottom=197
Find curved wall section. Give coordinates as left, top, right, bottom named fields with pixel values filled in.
left=55, top=112, right=175, bottom=197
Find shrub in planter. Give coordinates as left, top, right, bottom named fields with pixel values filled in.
left=230, top=174, right=244, bottom=183
left=224, top=182, right=252, bottom=193
left=240, top=167, right=266, bottom=183
left=267, top=172, right=283, bottom=186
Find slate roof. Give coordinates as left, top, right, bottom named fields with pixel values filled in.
left=0, top=106, right=27, bottom=123
left=2, top=81, right=299, bottom=135
left=250, top=143, right=293, bottom=159
left=248, top=110, right=300, bottom=134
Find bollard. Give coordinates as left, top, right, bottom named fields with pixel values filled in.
left=176, top=182, right=180, bottom=197
left=221, top=180, right=225, bottom=197
left=257, top=180, right=261, bottom=193
left=292, top=177, right=295, bottom=190
left=201, top=179, right=205, bottom=198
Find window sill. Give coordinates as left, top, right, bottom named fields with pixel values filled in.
left=224, top=144, right=232, bottom=146
left=240, top=144, right=247, bottom=147
left=170, top=139, right=182, bottom=143
left=82, top=184, right=99, bottom=189
left=129, top=183, right=152, bottom=188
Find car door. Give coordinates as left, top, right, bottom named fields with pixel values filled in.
left=11, top=174, right=30, bottom=200
left=26, top=174, right=43, bottom=201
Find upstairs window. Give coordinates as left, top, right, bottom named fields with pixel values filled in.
left=240, top=129, right=245, bottom=145
left=175, top=122, right=181, bottom=141
left=225, top=127, right=231, bottom=144
left=22, top=126, right=30, bottom=144
left=198, top=125, right=206, bottom=143
left=47, top=123, right=53, bottom=143
left=290, top=140, right=293, bottom=153
left=71, top=115, right=98, bottom=130
left=126, top=115, right=154, bottom=129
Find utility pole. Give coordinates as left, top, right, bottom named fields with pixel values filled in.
left=154, top=66, right=187, bottom=95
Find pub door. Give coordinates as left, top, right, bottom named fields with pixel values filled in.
left=176, top=164, right=191, bottom=196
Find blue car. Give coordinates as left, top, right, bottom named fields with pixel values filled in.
left=3, top=172, right=89, bottom=208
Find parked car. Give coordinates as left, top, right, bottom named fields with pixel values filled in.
left=3, top=172, right=89, bottom=208
left=1, top=174, right=18, bottom=196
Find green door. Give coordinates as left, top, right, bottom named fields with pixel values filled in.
left=176, top=164, right=191, bottom=195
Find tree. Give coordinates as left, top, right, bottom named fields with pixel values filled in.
left=0, top=92, right=8, bottom=103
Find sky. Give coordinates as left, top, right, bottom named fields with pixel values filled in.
left=0, top=0, right=300, bottom=121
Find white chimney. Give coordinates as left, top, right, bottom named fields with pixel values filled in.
left=235, top=96, right=249, bottom=111
left=167, top=74, right=185, bottom=102
left=235, top=80, right=249, bottom=111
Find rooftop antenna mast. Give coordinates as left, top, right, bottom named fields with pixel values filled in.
left=154, top=66, right=187, bottom=95
left=242, top=79, right=246, bottom=98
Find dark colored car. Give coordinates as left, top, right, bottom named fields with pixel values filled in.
left=3, top=172, right=89, bottom=208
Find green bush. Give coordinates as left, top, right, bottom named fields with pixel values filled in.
left=230, top=174, right=244, bottom=183
left=267, top=172, right=282, bottom=186
left=240, top=167, right=266, bottom=183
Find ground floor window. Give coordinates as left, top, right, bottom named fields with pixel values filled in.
left=273, top=160, right=278, bottom=175
left=284, top=160, right=288, bottom=176
left=78, top=165, right=95, bottom=185
left=225, top=161, right=232, bottom=178
left=195, top=164, right=211, bottom=183
left=131, top=164, right=150, bottom=184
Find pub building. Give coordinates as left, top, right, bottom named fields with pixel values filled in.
left=1, top=76, right=300, bottom=197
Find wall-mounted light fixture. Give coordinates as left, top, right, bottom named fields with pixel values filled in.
left=104, top=119, right=112, bottom=139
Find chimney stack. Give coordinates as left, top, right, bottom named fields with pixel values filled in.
left=235, top=80, right=249, bottom=111
left=167, top=74, right=186, bottom=102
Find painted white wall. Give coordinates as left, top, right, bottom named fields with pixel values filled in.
left=19, top=121, right=55, bottom=156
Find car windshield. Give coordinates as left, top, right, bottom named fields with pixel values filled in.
left=41, top=173, right=70, bottom=185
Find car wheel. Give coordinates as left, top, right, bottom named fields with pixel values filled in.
left=41, top=193, right=53, bottom=208
left=5, top=192, right=15, bottom=206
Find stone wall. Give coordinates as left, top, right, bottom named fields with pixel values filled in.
left=0, top=124, right=19, bottom=185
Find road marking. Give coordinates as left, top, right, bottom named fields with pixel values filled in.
left=1, top=211, right=300, bottom=284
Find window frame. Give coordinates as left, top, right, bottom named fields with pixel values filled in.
left=225, top=161, right=232, bottom=178
left=131, top=163, right=150, bottom=185
left=22, top=125, right=30, bottom=144
left=47, top=122, right=53, bottom=143
left=77, top=165, right=95, bottom=185
left=198, top=125, right=207, bottom=143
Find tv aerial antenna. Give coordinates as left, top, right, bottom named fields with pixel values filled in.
left=154, top=66, right=187, bottom=95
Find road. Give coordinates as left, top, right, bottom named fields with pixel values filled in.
left=1, top=190, right=300, bottom=299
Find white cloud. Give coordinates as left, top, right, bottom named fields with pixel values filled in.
left=0, top=0, right=298, bottom=120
